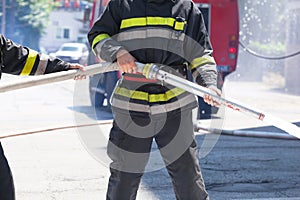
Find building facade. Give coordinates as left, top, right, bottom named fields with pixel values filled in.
left=40, top=0, right=91, bottom=52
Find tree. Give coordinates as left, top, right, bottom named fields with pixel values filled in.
left=0, top=0, right=18, bottom=41
left=15, top=0, right=55, bottom=49
left=0, top=0, right=55, bottom=49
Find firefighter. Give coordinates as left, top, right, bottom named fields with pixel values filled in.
left=0, top=34, right=84, bottom=200
left=88, top=0, right=221, bottom=199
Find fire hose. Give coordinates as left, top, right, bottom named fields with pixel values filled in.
left=0, top=62, right=299, bottom=139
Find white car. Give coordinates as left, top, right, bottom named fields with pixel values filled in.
left=54, top=43, right=89, bottom=65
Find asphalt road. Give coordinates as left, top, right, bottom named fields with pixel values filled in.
left=0, top=74, right=299, bottom=200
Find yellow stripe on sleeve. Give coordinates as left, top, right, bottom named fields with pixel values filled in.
left=92, top=33, right=110, bottom=49
left=20, top=49, right=38, bottom=76
left=190, top=56, right=216, bottom=70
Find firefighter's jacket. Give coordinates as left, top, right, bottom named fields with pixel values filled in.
left=88, top=0, right=218, bottom=116
left=0, top=34, right=70, bottom=79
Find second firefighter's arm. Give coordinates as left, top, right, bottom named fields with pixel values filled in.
left=0, top=34, right=83, bottom=76
left=88, top=0, right=123, bottom=63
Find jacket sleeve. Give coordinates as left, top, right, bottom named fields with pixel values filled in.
left=0, top=34, right=70, bottom=76
left=184, top=3, right=217, bottom=87
left=88, top=0, right=124, bottom=62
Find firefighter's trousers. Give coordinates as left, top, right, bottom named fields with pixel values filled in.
left=0, top=142, right=15, bottom=200
left=106, top=109, right=209, bottom=200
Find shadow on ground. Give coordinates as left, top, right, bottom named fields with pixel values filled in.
left=68, top=105, right=114, bottom=120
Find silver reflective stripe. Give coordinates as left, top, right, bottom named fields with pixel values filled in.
left=94, top=38, right=111, bottom=56
left=35, top=54, right=49, bottom=75
left=117, top=28, right=185, bottom=42
left=150, top=94, right=196, bottom=115
left=112, top=93, right=196, bottom=114
left=192, top=63, right=216, bottom=80
left=112, top=98, right=151, bottom=113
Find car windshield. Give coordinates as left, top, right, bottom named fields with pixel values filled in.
left=60, top=46, right=79, bottom=51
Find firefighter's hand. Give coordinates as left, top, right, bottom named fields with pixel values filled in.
left=203, top=85, right=221, bottom=107
left=69, top=63, right=86, bottom=80
left=116, top=49, right=137, bottom=74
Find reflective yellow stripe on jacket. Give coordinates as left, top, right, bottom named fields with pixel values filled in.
left=120, top=17, right=186, bottom=31
left=114, top=87, right=186, bottom=102
left=92, top=17, right=186, bottom=54
left=190, top=55, right=216, bottom=70
left=92, top=33, right=110, bottom=50
left=20, top=49, right=38, bottom=76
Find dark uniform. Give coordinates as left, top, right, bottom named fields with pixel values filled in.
left=88, top=0, right=217, bottom=199
left=0, top=34, right=72, bottom=200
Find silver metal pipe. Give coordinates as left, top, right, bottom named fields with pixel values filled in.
left=141, top=63, right=265, bottom=121
left=140, top=63, right=300, bottom=139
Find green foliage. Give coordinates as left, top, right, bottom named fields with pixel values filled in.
left=16, top=0, right=54, bottom=33
left=0, top=0, right=55, bottom=48
left=248, top=41, right=286, bottom=55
